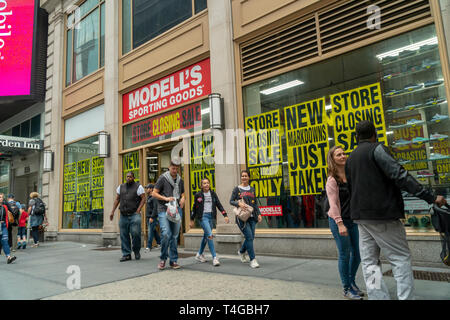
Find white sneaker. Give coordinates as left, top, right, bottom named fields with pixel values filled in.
left=195, top=253, right=207, bottom=263
left=250, top=259, right=260, bottom=268
left=237, top=250, right=250, bottom=263
left=213, top=257, right=220, bottom=266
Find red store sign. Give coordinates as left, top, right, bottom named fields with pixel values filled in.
left=259, top=205, right=283, bottom=216
left=131, top=103, right=202, bottom=145
left=123, top=58, right=211, bottom=124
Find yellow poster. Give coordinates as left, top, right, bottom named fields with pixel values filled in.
left=331, top=83, right=387, bottom=153
left=76, top=158, right=91, bottom=212
left=123, top=151, right=140, bottom=182
left=63, top=162, right=76, bottom=213
left=190, top=134, right=215, bottom=206
left=284, top=97, right=329, bottom=196
left=91, top=157, right=104, bottom=210
left=245, top=110, right=283, bottom=198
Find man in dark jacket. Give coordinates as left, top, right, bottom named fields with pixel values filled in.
left=145, top=184, right=160, bottom=251
left=110, top=172, right=146, bottom=262
left=345, top=121, right=446, bottom=300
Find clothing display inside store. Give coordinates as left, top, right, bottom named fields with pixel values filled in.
left=243, top=24, right=449, bottom=230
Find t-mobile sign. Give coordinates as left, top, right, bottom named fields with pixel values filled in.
left=0, top=0, right=36, bottom=97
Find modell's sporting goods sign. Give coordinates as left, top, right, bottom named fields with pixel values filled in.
left=0, top=0, right=36, bottom=97
left=122, top=58, right=211, bottom=124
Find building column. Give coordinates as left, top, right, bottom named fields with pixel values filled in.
left=42, top=1, right=64, bottom=240
left=102, top=0, right=120, bottom=245
left=208, top=0, right=243, bottom=253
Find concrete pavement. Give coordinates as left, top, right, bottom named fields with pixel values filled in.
left=0, top=241, right=448, bottom=300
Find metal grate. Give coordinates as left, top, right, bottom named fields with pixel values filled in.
left=240, top=0, right=432, bottom=82
left=383, top=270, right=450, bottom=282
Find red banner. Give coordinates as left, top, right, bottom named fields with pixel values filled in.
left=131, top=103, right=202, bottom=145
left=123, top=58, right=211, bottom=124
left=259, top=205, right=283, bottom=216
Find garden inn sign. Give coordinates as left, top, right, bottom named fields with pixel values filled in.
left=0, top=135, right=43, bottom=150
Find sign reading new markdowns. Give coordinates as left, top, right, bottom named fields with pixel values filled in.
left=0, top=0, right=36, bottom=97
left=122, top=58, right=211, bottom=124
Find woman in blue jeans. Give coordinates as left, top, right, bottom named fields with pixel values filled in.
left=0, top=193, right=17, bottom=264
left=230, top=170, right=262, bottom=269
left=326, top=146, right=364, bottom=300
left=190, top=178, right=229, bottom=266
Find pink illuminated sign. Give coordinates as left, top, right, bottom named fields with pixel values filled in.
left=0, top=0, right=36, bottom=97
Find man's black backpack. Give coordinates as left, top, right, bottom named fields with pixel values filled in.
left=9, top=201, right=20, bottom=226
left=33, top=198, right=46, bottom=216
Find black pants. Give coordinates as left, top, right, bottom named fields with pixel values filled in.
left=32, top=226, right=39, bottom=244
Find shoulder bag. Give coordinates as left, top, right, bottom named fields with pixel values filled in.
left=233, top=200, right=254, bottom=222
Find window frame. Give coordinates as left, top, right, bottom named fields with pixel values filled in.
left=121, top=0, right=207, bottom=56
left=65, top=0, right=106, bottom=87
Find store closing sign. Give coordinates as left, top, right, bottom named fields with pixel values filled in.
left=332, top=83, right=387, bottom=152
left=190, top=134, right=215, bottom=205
left=131, top=103, right=201, bottom=145
left=122, top=58, right=211, bottom=124
left=245, top=110, right=283, bottom=198
left=284, top=97, right=329, bottom=196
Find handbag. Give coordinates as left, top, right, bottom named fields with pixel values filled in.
left=233, top=200, right=254, bottom=222
left=8, top=210, right=14, bottom=224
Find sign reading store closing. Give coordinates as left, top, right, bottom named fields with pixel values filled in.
left=123, top=58, right=211, bottom=124
left=0, top=0, right=36, bottom=97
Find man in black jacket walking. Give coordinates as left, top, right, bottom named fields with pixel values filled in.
left=345, top=121, right=446, bottom=300
left=145, top=184, right=160, bottom=251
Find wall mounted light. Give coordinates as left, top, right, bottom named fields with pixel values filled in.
left=209, top=93, right=225, bottom=130
left=98, top=131, right=110, bottom=158
left=43, top=149, right=53, bottom=172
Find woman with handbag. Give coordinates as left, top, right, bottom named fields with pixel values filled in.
left=326, top=146, right=364, bottom=300
left=190, top=178, right=229, bottom=266
left=0, top=193, right=17, bottom=264
left=230, top=170, right=262, bottom=268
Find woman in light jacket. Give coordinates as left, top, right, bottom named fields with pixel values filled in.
left=326, top=146, right=364, bottom=300
left=230, top=170, right=262, bottom=268
left=190, top=178, right=229, bottom=266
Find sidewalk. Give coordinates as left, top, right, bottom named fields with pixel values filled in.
left=0, top=241, right=448, bottom=300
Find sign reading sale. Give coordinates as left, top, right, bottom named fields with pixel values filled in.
left=123, top=58, right=211, bottom=124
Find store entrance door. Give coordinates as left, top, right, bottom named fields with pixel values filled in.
left=144, top=141, right=185, bottom=247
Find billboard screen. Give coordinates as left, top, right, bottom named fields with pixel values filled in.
left=0, top=0, right=37, bottom=97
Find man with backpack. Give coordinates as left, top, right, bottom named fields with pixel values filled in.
left=28, top=192, right=47, bottom=247
left=6, top=194, right=20, bottom=252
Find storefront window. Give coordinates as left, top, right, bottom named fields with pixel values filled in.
left=243, top=24, right=449, bottom=230
left=63, top=135, right=104, bottom=229
left=123, top=150, right=140, bottom=183
left=66, top=0, right=105, bottom=86
left=0, top=161, right=10, bottom=195
left=122, top=0, right=208, bottom=54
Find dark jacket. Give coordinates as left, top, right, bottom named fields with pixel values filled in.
left=345, top=141, right=436, bottom=221
left=191, top=190, right=227, bottom=221
left=230, top=186, right=261, bottom=221
left=145, top=196, right=158, bottom=221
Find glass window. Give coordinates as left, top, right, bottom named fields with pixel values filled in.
left=122, top=0, right=207, bottom=54
left=194, top=0, right=207, bottom=13
left=66, top=1, right=105, bottom=86
left=65, top=104, right=104, bottom=143
left=20, top=120, right=30, bottom=138
left=243, top=24, right=449, bottom=230
left=0, top=161, right=10, bottom=195
left=63, top=135, right=104, bottom=229
left=12, top=125, right=20, bottom=137
left=123, top=150, right=140, bottom=183
left=30, top=115, right=41, bottom=138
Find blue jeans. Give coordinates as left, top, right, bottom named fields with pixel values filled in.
left=119, top=213, right=142, bottom=257
left=147, top=218, right=161, bottom=248
left=1, top=222, right=11, bottom=256
left=158, top=208, right=182, bottom=263
left=198, top=213, right=217, bottom=258
left=329, top=217, right=361, bottom=290
left=236, top=218, right=257, bottom=261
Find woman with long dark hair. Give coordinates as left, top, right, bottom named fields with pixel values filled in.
left=326, top=146, right=364, bottom=300
left=230, top=170, right=262, bottom=268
